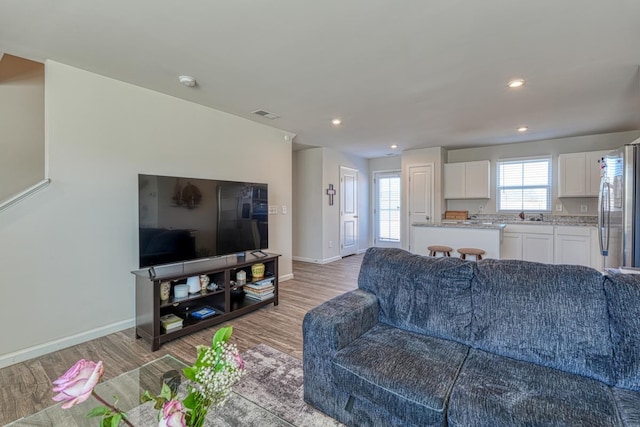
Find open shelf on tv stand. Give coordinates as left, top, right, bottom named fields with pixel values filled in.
left=132, top=252, right=280, bottom=351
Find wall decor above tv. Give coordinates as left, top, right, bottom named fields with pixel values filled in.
left=138, top=174, right=268, bottom=268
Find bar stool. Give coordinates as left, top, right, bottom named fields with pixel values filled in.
left=457, top=247, right=485, bottom=260
left=427, top=245, right=452, bottom=257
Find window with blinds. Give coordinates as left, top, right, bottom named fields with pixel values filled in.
left=497, top=157, right=552, bottom=212
left=377, top=174, right=401, bottom=241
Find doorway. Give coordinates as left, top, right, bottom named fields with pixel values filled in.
left=408, top=164, right=434, bottom=252
left=373, top=171, right=401, bottom=248
left=340, top=166, right=358, bottom=257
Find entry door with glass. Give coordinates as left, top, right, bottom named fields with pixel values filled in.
left=374, top=171, right=401, bottom=248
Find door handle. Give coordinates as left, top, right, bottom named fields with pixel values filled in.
left=353, top=215, right=358, bottom=218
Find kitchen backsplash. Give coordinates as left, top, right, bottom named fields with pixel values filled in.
left=463, top=213, right=598, bottom=225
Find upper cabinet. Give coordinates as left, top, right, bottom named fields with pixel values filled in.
left=444, top=160, right=490, bottom=199
left=557, top=150, right=609, bottom=197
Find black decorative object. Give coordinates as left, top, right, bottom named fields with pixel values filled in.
left=326, top=184, right=336, bottom=206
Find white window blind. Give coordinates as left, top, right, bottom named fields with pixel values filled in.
left=377, top=174, right=401, bottom=241
left=497, top=157, right=552, bottom=212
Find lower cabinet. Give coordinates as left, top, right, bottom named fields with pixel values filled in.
left=502, top=224, right=601, bottom=270
left=501, top=225, right=554, bottom=264
left=554, top=226, right=603, bottom=270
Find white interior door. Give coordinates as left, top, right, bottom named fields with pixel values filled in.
left=408, top=164, right=434, bottom=252
left=340, top=166, right=358, bottom=257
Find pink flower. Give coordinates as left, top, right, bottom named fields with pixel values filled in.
left=159, top=399, right=186, bottom=427
left=233, top=352, right=245, bottom=371
left=52, top=359, right=104, bottom=409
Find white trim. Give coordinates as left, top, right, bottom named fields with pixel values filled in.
left=292, top=255, right=342, bottom=264
left=0, top=179, right=51, bottom=213
left=0, top=318, right=134, bottom=369
left=279, top=273, right=294, bottom=282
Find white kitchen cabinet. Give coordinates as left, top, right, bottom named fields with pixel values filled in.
left=558, top=150, right=608, bottom=197
left=501, top=224, right=554, bottom=263
left=444, top=160, right=490, bottom=199
left=554, top=226, right=591, bottom=266
left=501, top=233, right=523, bottom=260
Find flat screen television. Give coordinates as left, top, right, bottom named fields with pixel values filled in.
left=138, top=174, right=268, bottom=268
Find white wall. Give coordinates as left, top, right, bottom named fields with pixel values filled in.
left=369, top=155, right=401, bottom=172
left=0, top=61, right=294, bottom=366
left=446, top=130, right=640, bottom=216
left=292, top=148, right=323, bottom=262
left=0, top=54, right=44, bottom=201
left=322, top=148, right=370, bottom=260
left=292, top=147, right=370, bottom=263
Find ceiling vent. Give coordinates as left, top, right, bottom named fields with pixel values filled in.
left=252, top=109, right=280, bottom=120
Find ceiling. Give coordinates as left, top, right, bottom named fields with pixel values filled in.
left=1, top=1, right=639, bottom=159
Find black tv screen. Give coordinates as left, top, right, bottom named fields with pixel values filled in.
left=138, top=174, right=268, bottom=268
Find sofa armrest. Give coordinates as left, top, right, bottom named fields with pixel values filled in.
left=303, top=289, right=379, bottom=411
left=303, top=289, right=379, bottom=355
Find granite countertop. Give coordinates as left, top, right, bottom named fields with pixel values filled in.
left=412, top=214, right=598, bottom=229
left=412, top=221, right=506, bottom=230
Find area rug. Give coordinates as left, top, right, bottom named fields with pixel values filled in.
left=233, top=344, right=343, bottom=426
left=127, top=344, right=342, bottom=426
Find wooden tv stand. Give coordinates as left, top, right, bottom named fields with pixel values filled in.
left=132, top=252, right=279, bottom=351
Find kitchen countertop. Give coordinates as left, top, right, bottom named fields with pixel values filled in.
left=412, top=220, right=598, bottom=229
left=412, top=221, right=506, bottom=230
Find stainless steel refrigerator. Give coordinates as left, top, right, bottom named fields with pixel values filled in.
left=598, top=139, right=640, bottom=268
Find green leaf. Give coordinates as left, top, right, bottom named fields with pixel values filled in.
left=212, top=326, right=232, bottom=345
left=86, top=406, right=110, bottom=418
left=183, top=366, right=197, bottom=381
left=182, top=392, right=196, bottom=409
left=111, top=413, right=122, bottom=427
left=100, top=416, right=112, bottom=427
left=159, top=383, right=172, bottom=400
left=140, top=390, right=155, bottom=403
left=153, top=397, right=166, bottom=410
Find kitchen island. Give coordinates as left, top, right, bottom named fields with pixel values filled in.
left=411, top=221, right=506, bottom=259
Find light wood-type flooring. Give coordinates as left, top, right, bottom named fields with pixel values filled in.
left=0, top=255, right=363, bottom=425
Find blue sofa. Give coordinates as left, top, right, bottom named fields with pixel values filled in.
left=303, top=248, right=640, bottom=426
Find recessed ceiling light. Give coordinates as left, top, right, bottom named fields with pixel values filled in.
left=517, top=126, right=529, bottom=132
left=331, top=119, right=342, bottom=126
left=507, top=79, right=525, bottom=88
left=178, top=75, right=197, bottom=87
left=390, top=144, right=398, bottom=149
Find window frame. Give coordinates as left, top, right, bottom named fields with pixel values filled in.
left=496, top=156, right=552, bottom=213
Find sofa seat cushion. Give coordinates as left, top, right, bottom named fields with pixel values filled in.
left=448, top=349, right=621, bottom=427
left=332, top=323, right=469, bottom=426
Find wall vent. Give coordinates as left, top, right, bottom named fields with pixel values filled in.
left=252, top=109, right=280, bottom=120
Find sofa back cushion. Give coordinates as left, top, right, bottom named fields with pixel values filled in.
left=604, top=273, right=640, bottom=392
left=472, top=259, right=614, bottom=384
left=358, top=248, right=475, bottom=343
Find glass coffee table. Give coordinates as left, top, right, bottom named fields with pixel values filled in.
left=9, top=355, right=294, bottom=426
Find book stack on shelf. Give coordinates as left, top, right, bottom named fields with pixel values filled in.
left=244, top=277, right=275, bottom=301
left=160, top=313, right=183, bottom=333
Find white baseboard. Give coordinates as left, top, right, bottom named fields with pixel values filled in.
left=0, top=318, right=134, bottom=369
left=279, top=273, right=294, bottom=282
left=292, top=255, right=342, bottom=264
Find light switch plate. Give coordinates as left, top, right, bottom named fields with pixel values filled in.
left=580, top=205, right=588, bottom=213
left=556, top=204, right=563, bottom=212
left=268, top=205, right=277, bottom=215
